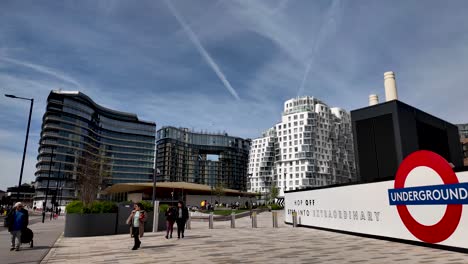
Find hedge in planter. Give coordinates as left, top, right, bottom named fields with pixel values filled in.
left=64, top=201, right=118, bottom=237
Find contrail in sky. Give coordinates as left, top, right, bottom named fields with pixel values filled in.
left=165, top=0, right=240, bottom=100
left=297, top=0, right=341, bottom=97
left=0, top=56, right=81, bottom=88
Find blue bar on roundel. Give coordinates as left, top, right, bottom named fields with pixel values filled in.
left=388, top=183, right=468, bottom=205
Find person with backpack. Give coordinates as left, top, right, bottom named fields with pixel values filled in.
left=6, top=202, right=29, bottom=251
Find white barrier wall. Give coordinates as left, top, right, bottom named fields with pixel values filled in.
left=285, top=165, right=468, bottom=250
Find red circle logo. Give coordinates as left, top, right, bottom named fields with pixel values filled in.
left=394, top=150, right=462, bottom=243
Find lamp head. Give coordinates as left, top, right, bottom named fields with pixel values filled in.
left=5, top=94, right=16, bottom=98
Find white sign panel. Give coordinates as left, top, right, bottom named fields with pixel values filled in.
left=284, top=151, right=468, bottom=250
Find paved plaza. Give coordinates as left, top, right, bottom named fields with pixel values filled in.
left=41, top=211, right=468, bottom=264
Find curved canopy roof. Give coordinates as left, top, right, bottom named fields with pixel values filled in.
left=103, top=182, right=255, bottom=196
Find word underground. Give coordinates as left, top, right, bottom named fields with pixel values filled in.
left=388, top=183, right=468, bottom=206
left=288, top=208, right=381, bottom=222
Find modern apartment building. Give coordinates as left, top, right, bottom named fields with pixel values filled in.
left=457, top=123, right=468, bottom=166
left=156, top=127, right=251, bottom=191
left=247, top=128, right=277, bottom=195
left=248, top=96, right=356, bottom=197
left=34, top=91, right=156, bottom=208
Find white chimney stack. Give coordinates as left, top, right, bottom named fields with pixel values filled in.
left=384, top=71, right=398, bottom=101
left=369, top=94, right=379, bottom=106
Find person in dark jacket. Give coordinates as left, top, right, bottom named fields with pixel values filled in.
left=126, top=203, right=147, bottom=250
left=175, top=201, right=189, bottom=239
left=6, top=202, right=29, bottom=251
left=165, top=206, right=176, bottom=239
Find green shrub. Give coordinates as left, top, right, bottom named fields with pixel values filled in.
left=66, top=201, right=84, bottom=214
left=89, top=201, right=103, bottom=214
left=65, top=200, right=117, bottom=214
left=139, top=200, right=154, bottom=212
left=98, top=201, right=117, bottom=213
left=270, top=204, right=284, bottom=210
left=159, top=204, right=169, bottom=213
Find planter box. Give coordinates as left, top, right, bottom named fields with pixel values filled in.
left=64, top=213, right=117, bottom=237
left=144, top=212, right=166, bottom=232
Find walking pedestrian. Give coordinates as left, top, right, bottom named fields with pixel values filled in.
left=126, top=203, right=146, bottom=250
left=175, top=201, right=189, bottom=239
left=5, top=202, right=29, bottom=251
left=165, top=206, right=176, bottom=239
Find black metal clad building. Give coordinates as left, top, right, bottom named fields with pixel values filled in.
left=156, top=127, right=251, bottom=191
left=35, top=91, right=156, bottom=206
left=351, top=100, right=463, bottom=183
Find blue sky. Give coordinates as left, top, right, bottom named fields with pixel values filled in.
left=1, top=0, right=468, bottom=190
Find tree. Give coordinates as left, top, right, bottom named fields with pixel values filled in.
left=75, top=147, right=110, bottom=206
left=270, top=184, right=279, bottom=204
left=213, top=182, right=226, bottom=204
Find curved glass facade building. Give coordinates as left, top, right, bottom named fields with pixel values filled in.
left=34, top=91, right=155, bottom=207
left=156, top=127, right=251, bottom=191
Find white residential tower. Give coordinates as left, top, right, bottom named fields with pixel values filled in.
left=248, top=96, right=356, bottom=197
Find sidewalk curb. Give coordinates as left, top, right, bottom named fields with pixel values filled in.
left=39, top=232, right=63, bottom=264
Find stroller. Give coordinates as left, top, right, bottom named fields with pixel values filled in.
left=21, top=227, right=34, bottom=248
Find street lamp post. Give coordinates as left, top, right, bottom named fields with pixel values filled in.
left=42, top=147, right=54, bottom=223
left=152, top=168, right=159, bottom=232
left=51, top=162, right=61, bottom=220
left=4, top=94, right=34, bottom=203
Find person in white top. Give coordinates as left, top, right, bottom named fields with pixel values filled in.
left=126, top=203, right=147, bottom=250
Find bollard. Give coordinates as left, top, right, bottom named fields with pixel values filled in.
left=209, top=212, right=214, bottom=229
left=251, top=211, right=257, bottom=228
left=272, top=211, right=278, bottom=228
left=231, top=212, right=235, bottom=228
left=186, top=216, right=191, bottom=230
left=292, top=212, right=297, bottom=227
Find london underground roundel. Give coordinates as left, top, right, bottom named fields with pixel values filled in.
left=388, top=150, right=466, bottom=243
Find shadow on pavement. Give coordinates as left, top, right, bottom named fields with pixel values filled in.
left=141, top=244, right=176, bottom=249
left=18, top=246, right=52, bottom=251
left=180, top=235, right=212, bottom=239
